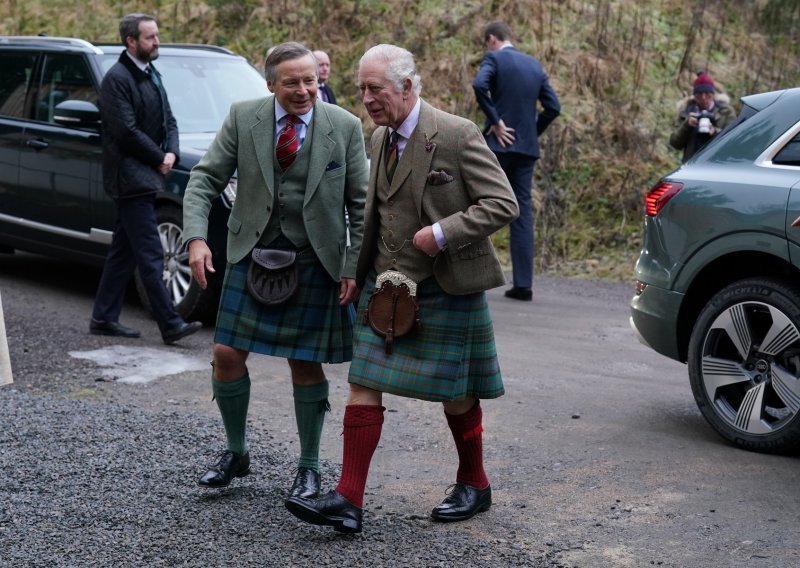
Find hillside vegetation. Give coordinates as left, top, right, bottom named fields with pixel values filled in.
left=3, top=0, right=799, bottom=279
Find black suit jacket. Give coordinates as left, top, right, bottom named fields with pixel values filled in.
left=319, top=83, right=337, bottom=106
left=99, top=52, right=179, bottom=198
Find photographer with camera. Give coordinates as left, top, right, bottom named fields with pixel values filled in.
left=669, top=71, right=735, bottom=162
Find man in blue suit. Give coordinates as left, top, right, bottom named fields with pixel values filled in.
left=473, top=21, right=560, bottom=301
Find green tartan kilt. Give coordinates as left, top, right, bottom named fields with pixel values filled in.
left=214, top=251, right=355, bottom=363
left=348, top=271, right=504, bottom=402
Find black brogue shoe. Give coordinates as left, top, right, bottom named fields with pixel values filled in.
left=197, top=450, right=251, bottom=488
left=285, top=490, right=363, bottom=533
left=288, top=467, right=320, bottom=500
left=430, top=483, right=492, bottom=522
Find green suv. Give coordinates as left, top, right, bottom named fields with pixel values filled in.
left=0, top=36, right=268, bottom=320
left=631, top=87, right=800, bottom=453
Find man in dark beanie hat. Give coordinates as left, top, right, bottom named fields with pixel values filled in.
left=669, top=70, right=735, bottom=162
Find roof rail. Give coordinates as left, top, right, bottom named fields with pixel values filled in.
left=0, top=36, right=103, bottom=54
left=160, top=43, right=237, bottom=55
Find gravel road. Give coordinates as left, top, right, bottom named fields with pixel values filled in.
left=2, top=252, right=799, bottom=567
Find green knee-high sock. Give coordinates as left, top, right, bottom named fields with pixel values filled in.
left=213, top=373, right=251, bottom=456
left=293, top=380, right=330, bottom=471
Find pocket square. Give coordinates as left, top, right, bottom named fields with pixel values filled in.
left=325, top=160, right=342, bottom=172
left=426, top=169, right=454, bottom=186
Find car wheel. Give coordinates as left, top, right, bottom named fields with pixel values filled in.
left=134, top=203, right=220, bottom=323
left=688, top=278, right=800, bottom=453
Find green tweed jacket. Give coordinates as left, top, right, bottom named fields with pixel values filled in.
left=357, top=100, right=519, bottom=294
left=183, top=97, right=368, bottom=280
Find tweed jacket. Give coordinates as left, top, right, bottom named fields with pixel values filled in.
left=356, top=100, right=518, bottom=295
left=183, top=96, right=368, bottom=281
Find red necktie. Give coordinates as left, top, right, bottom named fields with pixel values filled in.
left=276, top=115, right=299, bottom=171
left=385, top=130, right=400, bottom=182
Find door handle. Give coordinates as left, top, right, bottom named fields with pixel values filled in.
left=26, top=138, right=50, bottom=150
left=792, top=216, right=800, bottom=228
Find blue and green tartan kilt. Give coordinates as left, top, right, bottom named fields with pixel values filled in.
left=348, top=270, right=504, bottom=402
left=214, top=251, right=355, bottom=363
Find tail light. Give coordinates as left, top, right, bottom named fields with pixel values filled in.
left=644, top=181, right=683, bottom=216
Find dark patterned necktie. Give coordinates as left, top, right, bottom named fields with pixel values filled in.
left=276, top=114, right=300, bottom=170
left=147, top=64, right=168, bottom=151
left=147, top=64, right=161, bottom=88
left=385, top=130, right=400, bottom=183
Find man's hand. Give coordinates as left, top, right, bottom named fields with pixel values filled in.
left=488, top=119, right=515, bottom=148
left=159, top=152, right=177, bottom=175
left=188, top=239, right=215, bottom=289
left=413, top=226, right=440, bottom=257
left=687, top=112, right=717, bottom=134
left=339, top=278, right=358, bottom=305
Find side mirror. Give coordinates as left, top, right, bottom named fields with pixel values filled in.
left=53, top=100, right=100, bottom=130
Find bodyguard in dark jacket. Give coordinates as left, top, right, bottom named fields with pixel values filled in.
left=90, top=12, right=201, bottom=344
left=101, top=50, right=179, bottom=198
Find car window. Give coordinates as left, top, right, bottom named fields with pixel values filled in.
left=33, top=53, right=97, bottom=123
left=99, top=53, right=267, bottom=134
left=692, top=103, right=757, bottom=158
left=0, top=51, right=37, bottom=118
left=773, top=132, right=800, bottom=166
left=717, top=103, right=757, bottom=139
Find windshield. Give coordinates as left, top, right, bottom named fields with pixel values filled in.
left=98, top=53, right=268, bottom=133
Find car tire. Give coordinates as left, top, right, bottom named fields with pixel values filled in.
left=688, top=278, right=800, bottom=453
left=134, top=203, right=220, bottom=324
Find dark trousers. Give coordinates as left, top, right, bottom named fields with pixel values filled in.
left=92, top=194, right=182, bottom=332
left=496, top=152, right=537, bottom=289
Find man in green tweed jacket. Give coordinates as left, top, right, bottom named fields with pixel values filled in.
left=286, top=43, right=518, bottom=533
left=183, top=42, right=367, bottom=502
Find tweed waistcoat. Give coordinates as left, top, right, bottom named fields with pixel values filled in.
left=259, top=120, right=315, bottom=248
left=373, top=133, right=434, bottom=282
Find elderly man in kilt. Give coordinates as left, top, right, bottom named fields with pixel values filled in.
left=183, top=42, right=368, bottom=501
left=285, top=44, right=518, bottom=533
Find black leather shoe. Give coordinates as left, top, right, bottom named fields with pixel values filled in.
left=197, top=450, right=251, bottom=488
left=430, top=483, right=492, bottom=522
left=162, top=321, right=202, bottom=344
left=504, top=287, right=532, bottom=301
left=285, top=490, right=363, bottom=533
left=89, top=319, right=141, bottom=338
left=288, top=467, right=320, bottom=500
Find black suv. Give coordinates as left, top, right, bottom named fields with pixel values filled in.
left=0, top=36, right=268, bottom=320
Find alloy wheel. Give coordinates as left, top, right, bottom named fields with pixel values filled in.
left=157, top=221, right=191, bottom=306
left=700, top=300, right=800, bottom=436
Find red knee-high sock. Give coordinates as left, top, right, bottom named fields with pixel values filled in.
left=335, top=404, right=385, bottom=508
left=445, top=401, right=489, bottom=489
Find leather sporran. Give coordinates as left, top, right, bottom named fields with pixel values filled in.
left=246, top=248, right=298, bottom=306
left=365, top=271, right=421, bottom=355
